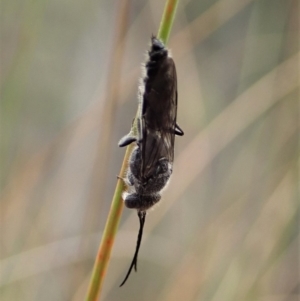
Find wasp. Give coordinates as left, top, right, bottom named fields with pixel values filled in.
left=118, top=36, right=183, bottom=286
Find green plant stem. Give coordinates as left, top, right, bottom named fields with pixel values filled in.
left=84, top=0, right=179, bottom=300
left=157, top=0, right=179, bottom=44
left=84, top=145, right=134, bottom=301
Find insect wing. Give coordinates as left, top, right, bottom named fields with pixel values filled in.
left=140, top=56, right=178, bottom=179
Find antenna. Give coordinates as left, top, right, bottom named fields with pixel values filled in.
left=120, top=211, right=146, bottom=286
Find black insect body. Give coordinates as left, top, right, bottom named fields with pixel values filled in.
left=118, top=36, right=183, bottom=286
left=123, top=144, right=172, bottom=211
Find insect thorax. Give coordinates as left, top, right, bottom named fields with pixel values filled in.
left=128, top=147, right=172, bottom=196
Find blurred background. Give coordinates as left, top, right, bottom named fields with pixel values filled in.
left=1, top=0, right=299, bottom=300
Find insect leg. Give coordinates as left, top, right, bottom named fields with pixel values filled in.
left=118, top=118, right=139, bottom=147
left=175, top=123, right=184, bottom=136
left=118, top=135, right=137, bottom=147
